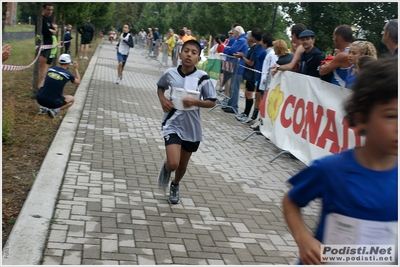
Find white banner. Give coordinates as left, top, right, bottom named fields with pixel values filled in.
left=259, top=71, right=364, bottom=166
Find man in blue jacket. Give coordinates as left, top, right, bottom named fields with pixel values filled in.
left=222, top=26, right=248, bottom=114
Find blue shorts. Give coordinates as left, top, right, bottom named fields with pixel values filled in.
left=117, top=51, right=129, bottom=67
left=36, top=95, right=66, bottom=109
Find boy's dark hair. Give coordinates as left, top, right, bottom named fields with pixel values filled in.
left=219, top=34, right=226, bottom=43
left=182, top=40, right=202, bottom=54
left=262, top=33, right=274, bottom=47
left=251, top=28, right=263, bottom=41
left=291, top=23, right=307, bottom=39
left=335, top=25, right=354, bottom=43
left=232, top=23, right=240, bottom=28
left=356, top=55, right=377, bottom=71
left=178, top=29, right=186, bottom=37
left=42, top=3, right=53, bottom=9
left=344, top=57, right=398, bottom=133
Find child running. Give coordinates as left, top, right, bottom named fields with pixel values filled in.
left=157, top=40, right=217, bottom=204
left=282, top=57, right=398, bottom=265
left=115, top=23, right=134, bottom=85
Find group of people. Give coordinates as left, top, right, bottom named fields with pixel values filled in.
left=153, top=20, right=398, bottom=266
left=36, top=3, right=95, bottom=118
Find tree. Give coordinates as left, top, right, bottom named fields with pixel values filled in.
left=281, top=2, right=398, bottom=56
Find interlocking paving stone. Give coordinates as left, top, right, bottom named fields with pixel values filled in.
left=42, top=39, right=320, bottom=264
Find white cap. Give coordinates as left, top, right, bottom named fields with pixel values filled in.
left=59, top=54, right=72, bottom=64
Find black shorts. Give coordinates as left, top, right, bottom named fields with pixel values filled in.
left=36, top=95, right=67, bottom=109
left=46, top=57, right=54, bottom=65
left=245, top=80, right=255, bottom=92
left=40, top=49, right=51, bottom=59
left=81, top=37, right=91, bottom=45
left=256, top=83, right=264, bottom=94
left=164, top=133, right=200, bottom=153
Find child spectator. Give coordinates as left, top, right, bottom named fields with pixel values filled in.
left=356, top=55, right=377, bottom=74
left=36, top=54, right=81, bottom=118
left=156, top=40, right=217, bottom=204
left=63, top=24, right=73, bottom=55
left=282, top=57, right=398, bottom=265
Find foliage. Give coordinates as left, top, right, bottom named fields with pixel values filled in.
left=281, top=2, right=398, bottom=56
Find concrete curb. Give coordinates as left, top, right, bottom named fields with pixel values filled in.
left=2, top=44, right=101, bottom=265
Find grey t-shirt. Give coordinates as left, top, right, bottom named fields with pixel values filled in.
left=157, top=66, right=217, bottom=142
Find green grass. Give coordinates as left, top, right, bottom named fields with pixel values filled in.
left=3, top=24, right=35, bottom=33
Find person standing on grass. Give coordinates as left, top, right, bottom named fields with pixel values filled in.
left=78, top=17, right=94, bottom=60
left=63, top=24, right=73, bottom=55
left=156, top=40, right=217, bottom=204
left=38, top=3, right=55, bottom=88
left=115, top=23, right=134, bottom=85
left=282, top=57, right=398, bottom=265
left=36, top=54, right=80, bottom=118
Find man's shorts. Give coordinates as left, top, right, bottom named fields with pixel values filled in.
left=163, top=133, right=200, bottom=153
left=245, top=80, right=255, bottom=92
left=40, top=49, right=51, bottom=59
left=36, top=94, right=66, bottom=109
left=46, top=56, right=54, bottom=65
left=81, top=37, right=91, bottom=45
left=256, top=83, right=264, bottom=94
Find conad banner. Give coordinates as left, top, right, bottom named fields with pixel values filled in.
left=259, top=71, right=363, bottom=166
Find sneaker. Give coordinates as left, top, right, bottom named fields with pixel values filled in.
left=38, top=106, right=48, bottom=115
left=168, top=182, right=180, bottom=204
left=235, top=113, right=246, bottom=121
left=116, top=77, right=121, bottom=84
left=47, top=108, right=60, bottom=118
left=244, top=116, right=255, bottom=123
left=250, top=119, right=261, bottom=129
left=157, top=161, right=171, bottom=189
left=237, top=114, right=249, bottom=123
left=83, top=56, right=89, bottom=60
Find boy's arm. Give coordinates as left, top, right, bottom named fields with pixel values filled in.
left=157, top=87, right=174, bottom=112
left=182, top=98, right=216, bottom=109
left=272, top=45, right=304, bottom=76
left=282, top=191, right=322, bottom=265
left=319, top=52, right=348, bottom=76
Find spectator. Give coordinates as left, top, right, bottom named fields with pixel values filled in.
left=234, top=30, right=258, bottom=122
left=345, top=40, right=377, bottom=89
left=319, top=25, right=353, bottom=86
left=78, top=17, right=94, bottom=60
left=271, top=23, right=307, bottom=76
left=282, top=57, right=398, bottom=265
left=63, top=24, right=73, bottom=55
left=182, top=29, right=196, bottom=42
left=221, top=23, right=241, bottom=105
left=2, top=44, right=11, bottom=62
left=208, top=35, right=220, bottom=56
left=39, top=23, right=60, bottom=89
left=248, top=33, right=279, bottom=130
left=221, top=25, right=248, bottom=114
left=382, top=19, right=398, bottom=56
left=199, top=36, right=208, bottom=50
left=36, top=54, right=80, bottom=118
left=165, top=29, right=176, bottom=65
left=273, top=40, right=294, bottom=65
left=38, top=3, right=55, bottom=88
left=138, top=28, right=147, bottom=47
left=356, top=55, right=377, bottom=74
left=115, top=23, right=134, bottom=85
left=295, top=30, right=325, bottom=78
left=156, top=40, right=217, bottom=204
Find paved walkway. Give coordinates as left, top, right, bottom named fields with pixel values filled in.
left=4, top=39, right=320, bottom=265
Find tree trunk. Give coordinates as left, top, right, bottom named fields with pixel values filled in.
left=31, top=3, right=41, bottom=99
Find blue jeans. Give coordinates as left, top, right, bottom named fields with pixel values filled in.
left=227, top=73, right=243, bottom=112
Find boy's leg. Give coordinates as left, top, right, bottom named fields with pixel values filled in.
left=169, top=147, right=192, bottom=204
left=60, top=95, right=74, bottom=110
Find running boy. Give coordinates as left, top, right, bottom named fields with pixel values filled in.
left=157, top=40, right=217, bottom=204
left=115, top=22, right=134, bottom=84
left=282, top=57, right=398, bottom=265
